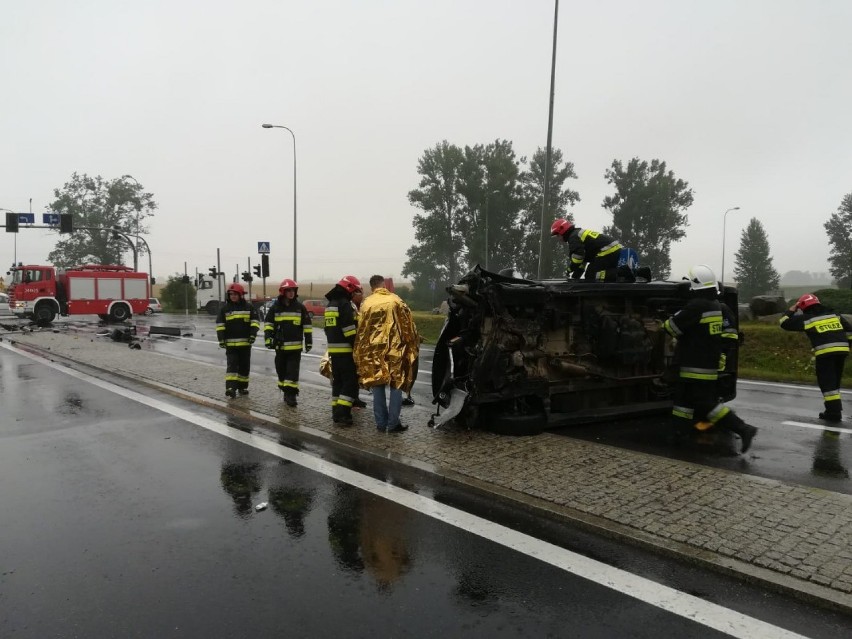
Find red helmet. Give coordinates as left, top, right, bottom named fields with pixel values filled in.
left=550, top=218, right=575, bottom=237
left=227, top=283, right=246, bottom=296
left=337, top=275, right=362, bottom=294
left=279, top=278, right=298, bottom=294
left=797, top=293, right=820, bottom=310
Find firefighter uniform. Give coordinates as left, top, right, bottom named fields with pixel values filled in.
left=264, top=295, right=313, bottom=406
left=663, top=293, right=756, bottom=453
left=565, top=227, right=622, bottom=281
left=325, top=278, right=361, bottom=425
left=779, top=300, right=852, bottom=421
left=216, top=296, right=259, bottom=396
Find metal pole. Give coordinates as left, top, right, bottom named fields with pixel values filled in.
left=216, top=248, right=222, bottom=305
left=184, top=261, right=189, bottom=316
left=134, top=235, right=154, bottom=290
left=537, top=0, right=559, bottom=280
left=262, top=124, right=297, bottom=281
left=247, top=257, right=252, bottom=297
left=721, top=207, right=740, bottom=286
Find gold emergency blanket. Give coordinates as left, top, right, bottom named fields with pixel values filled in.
left=353, top=289, right=420, bottom=391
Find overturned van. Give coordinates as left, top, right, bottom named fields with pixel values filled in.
left=430, top=267, right=739, bottom=435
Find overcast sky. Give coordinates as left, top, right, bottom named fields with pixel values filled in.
left=2, top=0, right=851, bottom=287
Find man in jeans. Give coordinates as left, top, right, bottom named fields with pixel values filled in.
left=354, top=275, right=420, bottom=433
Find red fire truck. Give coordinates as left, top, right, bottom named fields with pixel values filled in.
left=7, top=264, right=150, bottom=324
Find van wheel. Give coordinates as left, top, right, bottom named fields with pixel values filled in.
left=205, top=301, right=220, bottom=315
left=481, top=400, right=546, bottom=436
left=110, top=304, right=131, bottom=322
left=34, top=303, right=56, bottom=326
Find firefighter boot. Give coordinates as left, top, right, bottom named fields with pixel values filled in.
left=336, top=405, right=354, bottom=426
left=225, top=388, right=236, bottom=399
left=818, top=406, right=842, bottom=422
left=332, top=404, right=342, bottom=423
left=720, top=413, right=757, bottom=454
left=283, top=389, right=298, bottom=407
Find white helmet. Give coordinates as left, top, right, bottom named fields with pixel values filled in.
left=685, top=264, right=718, bottom=292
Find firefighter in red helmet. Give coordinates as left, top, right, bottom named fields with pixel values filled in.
left=263, top=278, right=313, bottom=406
left=780, top=293, right=852, bottom=422
left=216, top=282, right=259, bottom=398
left=551, top=218, right=623, bottom=281
left=324, top=275, right=362, bottom=426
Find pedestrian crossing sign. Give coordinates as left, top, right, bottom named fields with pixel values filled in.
left=257, top=242, right=270, bottom=254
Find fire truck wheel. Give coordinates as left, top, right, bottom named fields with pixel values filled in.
left=34, top=303, right=56, bottom=326
left=110, top=304, right=131, bottom=322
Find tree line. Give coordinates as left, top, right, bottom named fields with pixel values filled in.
left=30, top=164, right=852, bottom=309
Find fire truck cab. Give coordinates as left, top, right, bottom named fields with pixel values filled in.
left=8, top=264, right=150, bottom=325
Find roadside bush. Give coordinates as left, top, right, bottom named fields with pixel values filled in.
left=809, top=288, right=852, bottom=314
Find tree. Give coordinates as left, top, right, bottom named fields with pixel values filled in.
left=46, top=173, right=157, bottom=269
left=159, top=274, right=196, bottom=311
left=601, top=158, right=694, bottom=280
left=455, top=140, right=523, bottom=274
left=403, top=142, right=466, bottom=292
left=732, top=218, right=780, bottom=298
left=824, top=192, right=852, bottom=289
left=517, top=147, right=581, bottom=279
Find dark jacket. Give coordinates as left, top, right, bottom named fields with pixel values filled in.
left=663, top=294, right=723, bottom=380
left=324, top=285, right=358, bottom=354
left=566, top=227, right=622, bottom=275
left=264, top=296, right=313, bottom=351
left=779, top=305, right=852, bottom=357
left=216, top=299, right=259, bottom=348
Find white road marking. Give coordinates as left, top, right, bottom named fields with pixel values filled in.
left=740, top=379, right=852, bottom=396
left=782, top=421, right=852, bottom=435
left=2, top=342, right=810, bottom=639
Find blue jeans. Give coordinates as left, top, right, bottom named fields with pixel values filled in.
left=372, top=385, right=402, bottom=430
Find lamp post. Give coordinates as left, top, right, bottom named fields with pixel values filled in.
left=721, top=206, right=741, bottom=287
left=262, top=123, right=298, bottom=281
left=121, top=175, right=142, bottom=271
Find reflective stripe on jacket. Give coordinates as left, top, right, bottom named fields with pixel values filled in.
left=216, top=300, right=259, bottom=348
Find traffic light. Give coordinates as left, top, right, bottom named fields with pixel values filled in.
left=5, top=212, right=18, bottom=233
left=253, top=264, right=262, bottom=278
left=241, top=271, right=253, bottom=283
left=181, top=274, right=191, bottom=284
left=261, top=254, right=270, bottom=278
left=208, top=266, right=218, bottom=278
left=59, top=213, right=73, bottom=234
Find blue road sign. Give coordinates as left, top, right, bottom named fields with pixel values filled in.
left=43, top=213, right=59, bottom=225
left=258, top=242, right=271, bottom=254
left=18, top=213, right=35, bottom=224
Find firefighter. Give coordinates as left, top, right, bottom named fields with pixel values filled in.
left=324, top=275, right=362, bottom=426
left=264, top=278, right=313, bottom=407
left=663, top=265, right=758, bottom=454
left=779, top=293, right=852, bottom=422
left=216, top=283, right=259, bottom=398
left=550, top=218, right=623, bottom=282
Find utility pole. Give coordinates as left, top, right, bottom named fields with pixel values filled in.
left=537, top=0, right=559, bottom=280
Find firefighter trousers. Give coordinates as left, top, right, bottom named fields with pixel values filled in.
left=275, top=350, right=302, bottom=395
left=672, top=377, right=750, bottom=437
left=815, top=352, right=847, bottom=417
left=584, top=251, right=620, bottom=282
left=330, top=353, right=358, bottom=409
left=225, top=347, right=252, bottom=391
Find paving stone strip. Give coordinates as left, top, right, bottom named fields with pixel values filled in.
left=8, top=330, right=852, bottom=612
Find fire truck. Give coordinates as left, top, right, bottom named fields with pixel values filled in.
left=7, top=264, right=150, bottom=324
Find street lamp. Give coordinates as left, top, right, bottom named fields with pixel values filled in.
left=262, top=123, right=298, bottom=281
left=721, top=206, right=741, bottom=287
left=121, top=175, right=142, bottom=271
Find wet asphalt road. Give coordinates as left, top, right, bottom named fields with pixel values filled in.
left=2, top=345, right=848, bottom=638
